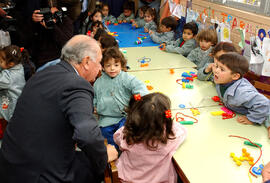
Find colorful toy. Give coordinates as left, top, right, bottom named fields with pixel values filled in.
left=182, top=83, right=193, bottom=89
left=179, top=104, right=185, bottom=108
left=190, top=108, right=200, bottom=116
left=210, top=111, right=225, bottom=116
left=169, top=69, right=175, bottom=74
left=146, top=85, right=153, bottom=90
left=175, top=112, right=198, bottom=125
left=135, top=40, right=143, bottom=44
left=252, top=164, right=264, bottom=175
left=244, top=141, right=262, bottom=148
left=138, top=57, right=151, bottom=67
left=108, top=32, right=118, bottom=37
left=230, top=148, right=255, bottom=166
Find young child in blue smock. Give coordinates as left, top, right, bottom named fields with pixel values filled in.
left=160, top=22, right=198, bottom=57
left=187, top=28, right=217, bottom=70
left=131, top=5, right=148, bottom=28
left=144, top=7, right=157, bottom=32
left=94, top=47, right=149, bottom=147
left=149, top=16, right=178, bottom=44
left=197, top=42, right=237, bottom=81
left=117, top=1, right=135, bottom=23
left=101, top=3, right=116, bottom=24
left=0, top=45, right=26, bottom=121
left=213, top=52, right=270, bottom=137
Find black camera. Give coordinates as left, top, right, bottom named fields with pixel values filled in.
left=38, top=7, right=67, bottom=29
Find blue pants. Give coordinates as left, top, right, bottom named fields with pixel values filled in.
left=100, top=118, right=126, bottom=148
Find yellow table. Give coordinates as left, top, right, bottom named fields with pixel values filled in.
left=130, top=68, right=219, bottom=109
left=172, top=106, right=270, bottom=183
left=123, top=47, right=196, bottom=71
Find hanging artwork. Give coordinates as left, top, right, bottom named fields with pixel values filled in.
left=219, top=23, right=231, bottom=42
left=172, top=4, right=184, bottom=19
left=186, top=8, right=193, bottom=23
left=250, top=36, right=264, bottom=65
left=262, top=38, right=270, bottom=76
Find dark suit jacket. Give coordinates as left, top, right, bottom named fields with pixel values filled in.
left=0, top=61, right=107, bottom=183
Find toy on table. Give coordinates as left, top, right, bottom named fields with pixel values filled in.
left=175, top=112, right=198, bottom=125
left=113, top=21, right=118, bottom=25
left=252, top=164, right=264, bottom=175
left=229, top=135, right=263, bottom=178
left=244, top=141, right=262, bottom=148
left=169, top=69, right=175, bottom=74
left=135, top=36, right=147, bottom=45
left=176, top=71, right=197, bottom=89
left=108, top=32, right=118, bottom=37
left=230, top=148, right=255, bottom=166
left=137, top=57, right=151, bottom=67
left=212, top=96, right=223, bottom=105
left=211, top=97, right=236, bottom=119
left=144, top=80, right=154, bottom=91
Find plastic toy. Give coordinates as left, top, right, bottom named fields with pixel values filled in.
left=169, top=69, right=175, bottom=74
left=230, top=148, right=255, bottom=166
left=244, top=141, right=262, bottom=148
left=181, top=72, right=192, bottom=78
left=210, top=111, right=225, bottom=116
left=182, top=83, right=193, bottom=89
left=190, top=108, right=200, bottom=116
left=108, top=32, right=118, bottom=37
left=137, top=57, right=151, bottom=67
left=146, top=85, right=153, bottom=90
left=212, top=96, right=221, bottom=102
left=135, top=40, right=143, bottom=44
left=182, top=79, right=190, bottom=83
left=180, top=121, right=194, bottom=125
left=179, top=104, right=185, bottom=108
left=175, top=112, right=198, bottom=124
left=252, top=164, right=264, bottom=175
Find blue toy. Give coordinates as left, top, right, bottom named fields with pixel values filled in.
left=252, top=164, right=264, bottom=175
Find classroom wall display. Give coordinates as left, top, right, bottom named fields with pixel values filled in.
left=262, top=38, right=270, bottom=76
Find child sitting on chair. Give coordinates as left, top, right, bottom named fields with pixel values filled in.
left=0, top=45, right=27, bottom=122
left=117, top=1, right=135, bottom=23
left=187, top=29, right=217, bottom=69
left=160, top=22, right=198, bottom=57
left=94, top=47, right=148, bottom=148
left=149, top=16, right=178, bottom=44
left=213, top=52, right=270, bottom=138
left=132, top=5, right=148, bottom=28
left=144, top=7, right=157, bottom=32
left=114, top=92, right=187, bottom=183
left=197, top=42, right=237, bottom=81
left=101, top=3, right=116, bottom=24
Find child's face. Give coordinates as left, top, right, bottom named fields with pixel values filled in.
left=0, top=56, right=9, bottom=69
left=160, top=24, right=171, bottom=33
left=213, top=61, right=238, bottom=84
left=92, top=12, right=102, bottom=22
left=200, top=40, right=213, bottom=51
left=124, top=9, right=132, bottom=17
left=182, top=29, right=194, bottom=42
left=104, top=58, right=122, bottom=78
left=102, top=6, right=109, bottom=17
left=139, top=9, right=144, bottom=18
left=144, top=13, right=153, bottom=23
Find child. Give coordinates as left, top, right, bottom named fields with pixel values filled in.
left=144, top=7, right=157, bottom=32
left=187, top=29, right=218, bottom=69
left=132, top=5, right=148, bottom=28
left=197, top=42, right=237, bottom=81
left=99, top=34, right=119, bottom=53
left=149, top=16, right=178, bottom=44
left=117, top=1, right=135, bottom=23
left=114, top=92, right=187, bottom=183
left=101, top=3, right=116, bottom=24
left=0, top=45, right=26, bottom=121
left=87, top=21, right=105, bottom=38
left=81, top=9, right=103, bottom=34
left=160, top=22, right=198, bottom=57
left=213, top=53, right=270, bottom=137
left=94, top=47, right=148, bottom=147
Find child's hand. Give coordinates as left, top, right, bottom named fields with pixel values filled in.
left=123, top=20, right=127, bottom=23
left=237, top=116, right=253, bottom=125
left=118, top=20, right=122, bottom=24
left=144, top=28, right=149, bottom=33
left=205, top=63, right=214, bottom=73
left=149, top=30, right=153, bottom=35
left=107, top=144, right=118, bottom=162
left=130, top=19, right=134, bottom=23
left=94, top=107, right=97, bottom=114
left=262, top=162, right=270, bottom=182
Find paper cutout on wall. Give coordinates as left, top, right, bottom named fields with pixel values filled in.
left=262, top=38, right=270, bottom=76
left=227, top=14, right=233, bottom=24
left=220, top=23, right=231, bottom=42
left=186, top=8, right=193, bottom=23
left=237, top=28, right=245, bottom=49
left=268, top=29, right=270, bottom=38
left=250, top=36, right=264, bottom=64
left=172, top=4, right=184, bottom=19
left=258, top=29, right=266, bottom=42
left=232, top=18, right=237, bottom=30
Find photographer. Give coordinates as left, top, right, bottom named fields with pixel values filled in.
left=31, top=6, right=73, bottom=70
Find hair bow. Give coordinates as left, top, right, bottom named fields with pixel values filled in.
left=165, top=110, right=172, bottom=118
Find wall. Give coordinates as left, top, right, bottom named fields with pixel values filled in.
left=192, top=0, right=270, bottom=51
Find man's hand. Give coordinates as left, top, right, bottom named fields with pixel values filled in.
left=32, top=10, right=43, bottom=23
left=107, top=144, right=118, bottom=162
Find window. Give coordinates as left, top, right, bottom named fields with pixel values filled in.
left=209, top=0, right=270, bottom=16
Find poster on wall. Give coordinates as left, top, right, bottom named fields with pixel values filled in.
left=262, top=38, right=270, bottom=76
left=219, top=23, right=231, bottom=42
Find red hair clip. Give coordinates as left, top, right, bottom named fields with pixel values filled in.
left=20, top=47, right=24, bottom=52
left=165, top=110, right=172, bottom=118
left=134, top=94, right=141, bottom=101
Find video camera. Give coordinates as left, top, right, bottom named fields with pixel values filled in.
left=38, top=7, right=67, bottom=29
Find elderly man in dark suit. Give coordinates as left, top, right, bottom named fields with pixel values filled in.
left=0, top=35, right=118, bottom=183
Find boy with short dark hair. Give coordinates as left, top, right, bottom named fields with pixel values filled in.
left=149, top=16, right=178, bottom=44
left=160, top=22, right=198, bottom=57
left=117, top=1, right=135, bottom=23
left=213, top=52, right=270, bottom=137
